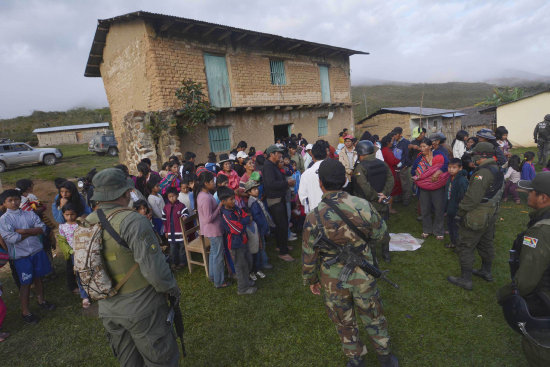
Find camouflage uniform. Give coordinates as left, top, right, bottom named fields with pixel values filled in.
left=302, top=191, right=391, bottom=361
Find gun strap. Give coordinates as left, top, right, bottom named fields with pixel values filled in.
left=322, top=198, right=371, bottom=245
left=97, top=209, right=129, bottom=248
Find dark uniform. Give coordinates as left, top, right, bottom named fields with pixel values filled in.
left=302, top=159, right=397, bottom=367
left=534, top=115, right=550, bottom=166
left=497, top=172, right=550, bottom=366
left=90, top=168, right=180, bottom=367
left=448, top=142, right=504, bottom=290
left=352, top=141, right=394, bottom=262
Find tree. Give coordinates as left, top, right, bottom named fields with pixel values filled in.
left=475, top=87, right=524, bottom=107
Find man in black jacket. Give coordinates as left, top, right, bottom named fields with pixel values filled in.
left=262, top=145, right=295, bottom=262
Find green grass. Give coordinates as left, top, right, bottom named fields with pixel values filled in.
left=0, top=148, right=539, bottom=366
left=0, top=144, right=119, bottom=186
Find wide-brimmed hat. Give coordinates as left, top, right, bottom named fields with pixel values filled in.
left=244, top=179, right=260, bottom=192
left=91, top=168, right=134, bottom=202
left=218, top=153, right=233, bottom=164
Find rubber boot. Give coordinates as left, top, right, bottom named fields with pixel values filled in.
left=346, top=356, right=365, bottom=367
left=472, top=262, right=493, bottom=282
left=382, top=243, right=391, bottom=263
left=377, top=353, right=399, bottom=367
left=447, top=269, right=473, bottom=290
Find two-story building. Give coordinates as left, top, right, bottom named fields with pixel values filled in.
left=85, top=11, right=367, bottom=170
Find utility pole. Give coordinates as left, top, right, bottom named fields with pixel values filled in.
left=363, top=92, right=368, bottom=118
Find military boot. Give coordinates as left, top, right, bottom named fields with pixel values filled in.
left=447, top=269, right=473, bottom=290
left=382, top=245, right=391, bottom=263
left=377, top=353, right=399, bottom=367
left=472, top=261, right=493, bottom=282
left=346, top=356, right=365, bottom=367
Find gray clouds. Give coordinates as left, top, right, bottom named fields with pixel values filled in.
left=1, top=0, right=549, bottom=118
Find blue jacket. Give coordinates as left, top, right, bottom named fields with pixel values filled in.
left=0, top=209, right=47, bottom=259
left=221, top=207, right=251, bottom=250
left=249, top=200, right=270, bottom=236
left=445, top=170, right=469, bottom=217
left=52, top=194, right=92, bottom=224
left=393, top=137, right=411, bottom=166
left=521, top=162, right=536, bottom=180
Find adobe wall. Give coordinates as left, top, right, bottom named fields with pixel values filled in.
left=37, top=128, right=107, bottom=146
left=118, top=107, right=353, bottom=175
left=356, top=113, right=411, bottom=139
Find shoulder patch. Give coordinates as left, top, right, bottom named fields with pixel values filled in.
left=523, top=236, right=538, bottom=248
left=474, top=175, right=483, bottom=181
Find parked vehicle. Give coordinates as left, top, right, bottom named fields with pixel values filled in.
left=88, top=131, right=118, bottom=156
left=0, top=141, right=63, bottom=173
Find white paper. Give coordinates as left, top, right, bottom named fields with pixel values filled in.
left=389, top=233, right=423, bottom=252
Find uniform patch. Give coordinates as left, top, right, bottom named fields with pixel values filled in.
left=523, top=236, right=538, bottom=248
left=474, top=175, right=483, bottom=181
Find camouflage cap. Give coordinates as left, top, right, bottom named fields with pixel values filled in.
left=518, top=172, right=550, bottom=196
left=471, top=142, right=494, bottom=156
left=91, top=168, right=134, bottom=202
left=244, top=179, right=260, bottom=192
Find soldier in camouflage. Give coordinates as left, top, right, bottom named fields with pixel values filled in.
left=302, top=159, right=398, bottom=367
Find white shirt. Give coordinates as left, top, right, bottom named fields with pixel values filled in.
left=148, top=193, right=165, bottom=219
left=375, top=144, right=384, bottom=161
left=178, top=192, right=191, bottom=210
left=304, top=153, right=313, bottom=170
left=453, top=140, right=466, bottom=159
left=298, top=160, right=324, bottom=213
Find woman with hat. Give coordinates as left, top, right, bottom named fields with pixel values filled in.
left=217, top=153, right=241, bottom=205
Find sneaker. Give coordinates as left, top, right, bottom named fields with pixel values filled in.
left=256, top=271, right=266, bottom=279
left=249, top=272, right=258, bottom=281
left=278, top=254, right=295, bottom=262
left=22, top=313, right=39, bottom=324
left=37, top=301, right=56, bottom=311
left=262, top=263, right=273, bottom=270
left=288, top=235, right=297, bottom=241
left=238, top=287, right=257, bottom=295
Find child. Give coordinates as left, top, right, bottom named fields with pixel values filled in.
left=178, top=176, right=192, bottom=211
left=445, top=159, right=469, bottom=249
left=163, top=187, right=189, bottom=269
left=15, top=179, right=39, bottom=211
left=214, top=174, right=229, bottom=204
left=147, top=176, right=164, bottom=235
left=503, top=155, right=521, bottom=204
left=133, top=200, right=152, bottom=220
left=246, top=180, right=273, bottom=276
left=58, top=203, right=91, bottom=308
left=219, top=187, right=256, bottom=295
left=205, top=152, right=219, bottom=174
left=0, top=189, right=55, bottom=324
left=520, top=151, right=536, bottom=180
left=159, top=161, right=181, bottom=196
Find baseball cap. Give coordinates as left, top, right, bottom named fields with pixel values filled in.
left=343, top=134, right=354, bottom=140
left=518, top=172, right=550, bottom=196
left=305, top=143, right=313, bottom=150
left=471, top=142, right=494, bottom=156
left=236, top=151, right=248, bottom=159
left=265, top=145, right=284, bottom=155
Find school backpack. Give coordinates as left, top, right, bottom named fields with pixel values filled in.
left=73, top=208, right=139, bottom=301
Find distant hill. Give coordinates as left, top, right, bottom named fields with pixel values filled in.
left=0, top=107, right=111, bottom=143
left=351, top=81, right=550, bottom=122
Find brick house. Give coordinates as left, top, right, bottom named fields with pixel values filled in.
left=84, top=11, right=366, bottom=171
left=32, top=122, right=110, bottom=146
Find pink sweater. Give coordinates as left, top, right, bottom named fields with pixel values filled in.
left=197, top=191, right=223, bottom=237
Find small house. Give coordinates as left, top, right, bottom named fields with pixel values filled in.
left=32, top=122, right=110, bottom=146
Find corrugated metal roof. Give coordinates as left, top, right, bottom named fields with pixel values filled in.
left=381, top=107, right=459, bottom=116
left=441, top=112, right=466, bottom=118
left=85, top=11, right=368, bottom=77
left=32, top=122, right=110, bottom=134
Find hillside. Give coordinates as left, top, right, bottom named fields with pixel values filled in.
left=0, top=107, right=111, bottom=143
left=351, top=81, right=550, bottom=122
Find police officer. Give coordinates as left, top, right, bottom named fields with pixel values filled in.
left=447, top=142, right=504, bottom=290
left=302, top=159, right=398, bottom=367
left=534, top=114, right=550, bottom=166
left=497, top=172, right=550, bottom=366
left=352, top=140, right=394, bottom=262
left=89, top=168, right=180, bottom=366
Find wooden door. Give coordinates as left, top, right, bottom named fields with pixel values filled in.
left=204, top=54, right=231, bottom=108
left=319, top=65, right=331, bottom=103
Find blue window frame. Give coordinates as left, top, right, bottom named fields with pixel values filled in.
left=318, top=117, right=328, bottom=136
left=208, top=127, right=231, bottom=152
left=270, top=60, right=286, bottom=85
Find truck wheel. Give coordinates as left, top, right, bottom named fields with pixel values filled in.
left=0, top=161, right=5, bottom=173
left=107, top=147, right=118, bottom=156
left=43, top=154, right=56, bottom=166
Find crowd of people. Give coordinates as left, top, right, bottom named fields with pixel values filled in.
left=0, top=120, right=549, bottom=366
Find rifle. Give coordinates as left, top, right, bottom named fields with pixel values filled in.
left=313, top=232, right=399, bottom=289
left=167, top=295, right=187, bottom=358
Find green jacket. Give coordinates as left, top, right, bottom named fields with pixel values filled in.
left=302, top=191, right=387, bottom=287
left=88, top=203, right=177, bottom=317
left=497, top=206, right=550, bottom=304
left=352, top=155, right=394, bottom=214
left=458, top=158, right=502, bottom=230
left=291, top=152, right=305, bottom=173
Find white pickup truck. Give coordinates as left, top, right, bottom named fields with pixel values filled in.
left=0, top=141, right=63, bottom=173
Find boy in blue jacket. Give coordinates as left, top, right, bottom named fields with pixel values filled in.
left=445, top=159, right=469, bottom=249
left=219, top=187, right=256, bottom=295
left=245, top=180, right=274, bottom=277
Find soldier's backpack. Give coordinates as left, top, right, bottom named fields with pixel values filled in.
left=73, top=208, right=139, bottom=301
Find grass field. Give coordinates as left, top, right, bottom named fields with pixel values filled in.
left=0, top=147, right=541, bottom=366
left=0, top=144, right=119, bottom=186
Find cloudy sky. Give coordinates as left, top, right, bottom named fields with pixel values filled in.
left=1, top=0, right=549, bottom=118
